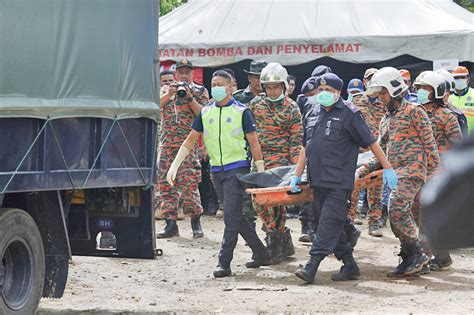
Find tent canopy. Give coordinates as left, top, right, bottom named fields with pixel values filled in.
left=159, top=0, right=474, bottom=67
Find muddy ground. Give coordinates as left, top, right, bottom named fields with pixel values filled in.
left=39, top=216, right=474, bottom=314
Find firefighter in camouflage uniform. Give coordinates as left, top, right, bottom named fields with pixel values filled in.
left=156, top=59, right=209, bottom=239
left=351, top=69, right=389, bottom=237
left=412, top=70, right=463, bottom=272
left=248, top=62, right=303, bottom=263
left=357, top=67, right=441, bottom=277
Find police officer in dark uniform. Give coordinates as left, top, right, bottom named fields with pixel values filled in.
left=233, top=60, right=268, bottom=105
left=294, top=66, right=334, bottom=243
left=296, top=65, right=333, bottom=116
left=292, top=73, right=398, bottom=283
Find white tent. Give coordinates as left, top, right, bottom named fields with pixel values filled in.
left=159, top=0, right=474, bottom=67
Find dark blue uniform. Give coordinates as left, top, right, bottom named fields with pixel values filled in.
left=304, top=99, right=376, bottom=258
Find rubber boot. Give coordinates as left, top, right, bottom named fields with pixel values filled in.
left=245, top=250, right=272, bottom=269
left=157, top=219, right=179, bottom=238
left=191, top=215, right=204, bottom=238
left=387, top=245, right=409, bottom=277
left=298, top=220, right=314, bottom=243
left=295, top=254, right=325, bottom=284
left=331, top=255, right=361, bottom=281
left=379, top=205, right=388, bottom=227
left=265, top=230, right=284, bottom=264
left=403, top=242, right=429, bottom=276
left=282, top=227, right=295, bottom=257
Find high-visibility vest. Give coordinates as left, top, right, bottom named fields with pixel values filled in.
left=202, top=101, right=249, bottom=167
left=449, top=87, right=474, bottom=133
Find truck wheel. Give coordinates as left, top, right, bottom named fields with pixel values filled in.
left=0, top=208, right=45, bottom=315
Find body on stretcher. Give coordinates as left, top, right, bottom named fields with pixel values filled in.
left=246, top=170, right=383, bottom=207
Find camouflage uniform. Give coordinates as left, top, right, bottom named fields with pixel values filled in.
left=156, top=83, right=209, bottom=220
left=349, top=94, right=386, bottom=224
left=249, top=94, right=303, bottom=232
left=411, top=102, right=462, bottom=227
left=358, top=100, right=440, bottom=243
left=233, top=85, right=257, bottom=105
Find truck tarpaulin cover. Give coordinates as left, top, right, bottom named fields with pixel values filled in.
left=0, top=0, right=159, bottom=121
left=421, top=135, right=474, bottom=251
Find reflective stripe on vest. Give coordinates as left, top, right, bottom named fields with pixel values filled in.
left=202, top=102, right=249, bottom=167
left=449, top=87, right=474, bottom=133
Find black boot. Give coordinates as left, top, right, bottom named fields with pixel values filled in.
left=265, top=230, right=284, bottom=264
left=191, top=215, right=204, bottom=238
left=157, top=219, right=179, bottom=238
left=331, top=255, right=361, bottom=281
left=295, top=255, right=325, bottom=284
left=387, top=245, right=409, bottom=277
left=213, top=264, right=232, bottom=278
left=245, top=250, right=272, bottom=269
left=380, top=205, right=388, bottom=227
left=403, top=242, right=429, bottom=276
left=298, top=220, right=314, bottom=243
left=430, top=254, right=453, bottom=271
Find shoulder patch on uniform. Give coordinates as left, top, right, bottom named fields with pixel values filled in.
left=345, top=102, right=360, bottom=113
left=233, top=89, right=244, bottom=96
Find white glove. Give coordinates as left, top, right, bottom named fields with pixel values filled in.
left=166, top=146, right=190, bottom=187
left=255, top=160, right=265, bottom=173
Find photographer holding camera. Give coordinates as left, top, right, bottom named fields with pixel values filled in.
left=157, top=59, right=209, bottom=239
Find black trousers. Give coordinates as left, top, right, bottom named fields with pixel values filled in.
left=212, top=167, right=267, bottom=267
left=309, top=186, right=353, bottom=260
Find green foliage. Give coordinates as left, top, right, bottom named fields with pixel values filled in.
left=160, top=0, right=188, bottom=16
left=454, top=0, right=474, bottom=12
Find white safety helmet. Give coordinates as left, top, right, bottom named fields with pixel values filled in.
left=413, top=71, right=446, bottom=99
left=260, top=62, right=289, bottom=89
left=367, top=67, right=408, bottom=98
left=435, top=68, right=455, bottom=92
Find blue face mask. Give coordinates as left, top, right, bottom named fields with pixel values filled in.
left=416, top=89, right=431, bottom=104
left=211, top=86, right=228, bottom=102
left=317, top=91, right=336, bottom=107
left=307, top=95, right=319, bottom=105
left=267, top=92, right=285, bottom=103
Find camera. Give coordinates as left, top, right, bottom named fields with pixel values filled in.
left=175, top=81, right=189, bottom=98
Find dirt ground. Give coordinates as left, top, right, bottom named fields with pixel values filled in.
left=39, top=216, right=474, bottom=314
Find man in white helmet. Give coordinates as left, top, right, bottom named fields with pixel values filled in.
left=412, top=71, right=463, bottom=272
left=248, top=62, right=303, bottom=264
left=357, top=67, right=441, bottom=277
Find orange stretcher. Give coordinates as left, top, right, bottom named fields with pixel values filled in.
left=246, top=170, right=383, bottom=207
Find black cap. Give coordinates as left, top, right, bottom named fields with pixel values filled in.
left=316, top=73, right=344, bottom=91
left=311, top=65, right=332, bottom=78
left=301, top=77, right=318, bottom=94
left=244, top=60, right=268, bottom=75
left=175, top=58, right=194, bottom=70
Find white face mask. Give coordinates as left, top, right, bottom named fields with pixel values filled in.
left=307, top=95, right=319, bottom=105
left=454, top=79, right=468, bottom=90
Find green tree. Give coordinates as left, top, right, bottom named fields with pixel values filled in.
left=160, top=0, right=188, bottom=16
left=454, top=0, right=474, bottom=12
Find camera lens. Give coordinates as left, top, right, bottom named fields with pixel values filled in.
left=177, top=88, right=187, bottom=98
